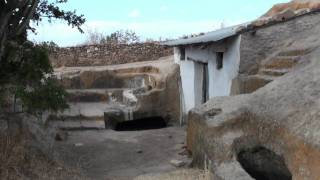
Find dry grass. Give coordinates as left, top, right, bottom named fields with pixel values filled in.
left=0, top=132, right=87, bottom=180
left=134, top=168, right=213, bottom=180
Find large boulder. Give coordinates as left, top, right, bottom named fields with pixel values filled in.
left=187, top=47, right=320, bottom=179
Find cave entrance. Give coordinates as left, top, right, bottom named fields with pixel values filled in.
left=114, top=117, right=167, bottom=131
left=237, top=146, right=292, bottom=180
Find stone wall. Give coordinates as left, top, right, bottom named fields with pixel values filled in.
left=239, top=11, right=320, bottom=75
left=50, top=43, right=173, bottom=68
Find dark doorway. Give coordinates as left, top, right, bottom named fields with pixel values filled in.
left=237, top=146, right=292, bottom=180
left=202, top=63, right=209, bottom=103
left=114, top=117, right=167, bottom=131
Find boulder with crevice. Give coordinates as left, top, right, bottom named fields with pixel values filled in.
left=187, top=47, right=320, bottom=179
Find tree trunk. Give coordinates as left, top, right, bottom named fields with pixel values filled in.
left=0, top=0, right=40, bottom=62
left=0, top=12, right=11, bottom=62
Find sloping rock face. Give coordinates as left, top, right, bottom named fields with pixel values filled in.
left=187, top=46, right=320, bottom=179
left=240, top=0, right=320, bottom=32
left=51, top=57, right=181, bottom=129
left=263, top=0, right=320, bottom=18
left=232, top=11, right=320, bottom=95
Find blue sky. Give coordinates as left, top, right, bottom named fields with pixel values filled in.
left=29, top=0, right=289, bottom=46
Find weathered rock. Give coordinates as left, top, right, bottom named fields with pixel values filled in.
left=273, top=8, right=296, bottom=21
left=53, top=57, right=181, bottom=128
left=239, top=11, right=320, bottom=76
left=104, top=108, right=126, bottom=129
left=170, top=159, right=186, bottom=167
left=187, top=47, right=320, bottom=179
left=55, top=130, right=68, bottom=141
left=231, top=75, right=273, bottom=95
left=231, top=10, right=320, bottom=98
left=0, top=119, right=8, bottom=131
left=74, top=143, right=84, bottom=147
left=262, top=0, right=320, bottom=18
left=237, top=146, right=292, bottom=180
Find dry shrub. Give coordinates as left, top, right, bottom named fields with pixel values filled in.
left=0, top=133, right=26, bottom=180
left=0, top=132, right=86, bottom=180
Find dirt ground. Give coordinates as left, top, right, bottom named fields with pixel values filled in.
left=54, top=126, right=189, bottom=180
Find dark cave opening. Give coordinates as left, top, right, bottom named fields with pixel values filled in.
left=237, top=146, right=292, bottom=180
left=114, top=117, right=167, bottom=131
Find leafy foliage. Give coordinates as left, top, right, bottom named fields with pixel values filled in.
left=34, top=0, right=85, bottom=33
left=85, top=29, right=140, bottom=45
left=103, top=30, right=140, bottom=44
left=0, top=0, right=85, bottom=114
left=16, top=78, right=69, bottom=114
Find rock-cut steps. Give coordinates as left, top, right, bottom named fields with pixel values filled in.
left=256, top=48, right=310, bottom=85
left=233, top=48, right=311, bottom=95
left=49, top=68, right=160, bottom=130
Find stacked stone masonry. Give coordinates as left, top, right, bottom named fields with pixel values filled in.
left=50, top=43, right=173, bottom=68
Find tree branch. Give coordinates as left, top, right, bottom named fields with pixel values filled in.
left=15, top=0, right=40, bottom=36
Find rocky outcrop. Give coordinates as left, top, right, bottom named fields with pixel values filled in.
left=51, top=57, right=181, bottom=129
left=50, top=43, right=173, bottom=68
left=187, top=46, right=320, bottom=179
left=262, top=0, right=320, bottom=18
left=237, top=0, right=320, bottom=32
left=185, top=3, right=320, bottom=179
left=232, top=10, right=320, bottom=95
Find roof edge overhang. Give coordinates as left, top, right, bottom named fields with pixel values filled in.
left=161, top=24, right=246, bottom=47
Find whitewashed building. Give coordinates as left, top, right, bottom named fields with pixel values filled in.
left=163, top=10, right=320, bottom=123
left=164, top=26, right=242, bottom=116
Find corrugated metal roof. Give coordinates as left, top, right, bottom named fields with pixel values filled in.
left=162, top=24, right=246, bottom=46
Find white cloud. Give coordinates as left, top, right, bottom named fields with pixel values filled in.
left=28, top=19, right=246, bottom=47
left=128, top=9, right=141, bottom=18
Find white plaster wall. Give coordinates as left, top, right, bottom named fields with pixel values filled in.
left=185, top=44, right=219, bottom=99
left=194, top=62, right=204, bottom=107
left=173, top=47, right=181, bottom=64
left=180, top=60, right=196, bottom=112
left=211, top=36, right=241, bottom=97
left=208, top=55, right=216, bottom=98
left=180, top=45, right=216, bottom=113
left=173, top=35, right=241, bottom=115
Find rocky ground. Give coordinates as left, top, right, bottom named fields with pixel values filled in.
left=53, top=126, right=191, bottom=180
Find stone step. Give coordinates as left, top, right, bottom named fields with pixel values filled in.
left=259, top=69, right=290, bottom=77
left=49, top=119, right=105, bottom=130
left=263, top=56, right=300, bottom=69
left=253, top=74, right=277, bottom=82
left=230, top=75, right=275, bottom=95
left=277, top=48, right=310, bottom=57
left=52, top=102, right=128, bottom=121
left=60, top=72, right=150, bottom=90
left=67, top=89, right=129, bottom=103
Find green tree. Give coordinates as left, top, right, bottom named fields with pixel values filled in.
left=85, top=29, right=140, bottom=45
left=104, top=30, right=140, bottom=44
left=0, top=0, right=85, bottom=115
